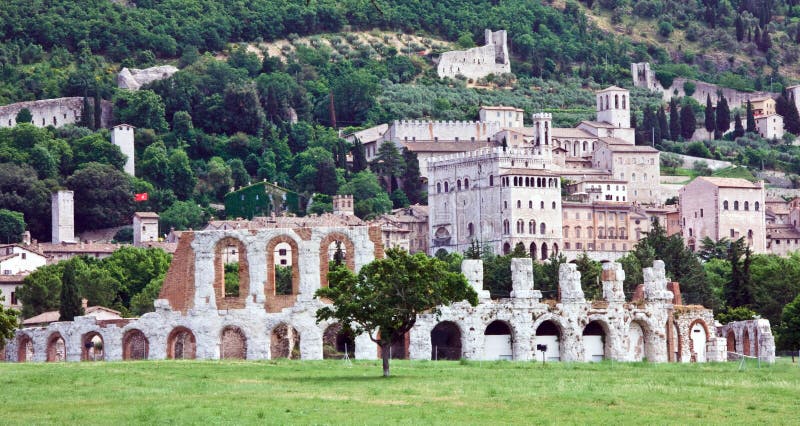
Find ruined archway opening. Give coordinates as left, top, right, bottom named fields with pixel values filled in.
left=535, top=320, right=562, bottom=361
left=17, top=335, right=33, bottom=362
left=220, top=326, right=247, bottom=360
left=583, top=320, right=607, bottom=362
left=81, top=332, right=104, bottom=361
left=666, top=319, right=681, bottom=362
left=726, top=330, right=736, bottom=356
left=271, top=323, right=300, bottom=359
left=214, top=237, right=249, bottom=309
left=323, top=323, right=355, bottom=359
left=628, top=321, right=646, bottom=362
left=689, top=320, right=708, bottom=362
left=319, top=233, right=356, bottom=288
left=46, top=333, right=66, bottom=362
left=273, top=242, right=293, bottom=295
left=122, top=329, right=149, bottom=360
left=168, top=327, right=197, bottom=360
left=742, top=328, right=751, bottom=356
left=484, top=320, right=513, bottom=360
left=431, top=321, right=462, bottom=360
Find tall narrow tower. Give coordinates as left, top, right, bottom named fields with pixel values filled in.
left=596, top=86, right=631, bottom=129
left=111, top=124, right=135, bottom=176
left=51, top=190, right=75, bottom=244
left=531, top=113, right=552, bottom=159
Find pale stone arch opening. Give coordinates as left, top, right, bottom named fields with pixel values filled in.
left=689, top=320, right=709, bottom=362
left=122, top=329, right=149, bottom=360
left=322, top=323, right=355, bottom=359
left=628, top=321, right=647, bottom=361
left=17, top=334, right=33, bottom=362
left=213, top=237, right=250, bottom=309
left=167, top=327, right=197, bottom=360
left=81, top=331, right=105, bottom=361
left=583, top=320, right=609, bottom=362
left=266, top=235, right=300, bottom=312
left=726, top=329, right=736, bottom=355
left=534, top=319, right=562, bottom=361
left=483, top=320, right=513, bottom=360
left=319, top=232, right=356, bottom=288
left=220, top=326, right=247, bottom=359
left=46, top=332, right=66, bottom=362
left=431, top=321, right=462, bottom=360
left=270, top=323, right=300, bottom=359
left=742, top=328, right=751, bottom=356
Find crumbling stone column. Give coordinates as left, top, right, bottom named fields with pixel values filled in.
left=558, top=263, right=585, bottom=304
left=462, top=259, right=490, bottom=301
left=601, top=262, right=625, bottom=303
left=510, top=258, right=541, bottom=302
left=643, top=260, right=674, bottom=303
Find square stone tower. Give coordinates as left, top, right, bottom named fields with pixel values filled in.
left=596, top=86, right=631, bottom=129
left=333, top=195, right=354, bottom=216
left=133, top=212, right=159, bottom=246
left=111, top=124, right=135, bottom=176
left=51, top=190, right=75, bottom=243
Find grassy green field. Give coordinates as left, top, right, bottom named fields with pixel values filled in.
left=1, top=359, right=799, bottom=424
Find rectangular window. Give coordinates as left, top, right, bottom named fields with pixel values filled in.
left=21, top=253, right=26, bottom=260
left=700, top=209, right=704, bottom=218
left=11, top=291, right=16, bottom=305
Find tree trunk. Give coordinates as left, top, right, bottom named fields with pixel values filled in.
left=381, top=343, right=391, bottom=377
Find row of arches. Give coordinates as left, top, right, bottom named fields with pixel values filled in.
left=500, top=241, right=560, bottom=260
left=212, top=233, right=356, bottom=310
left=598, top=93, right=627, bottom=111
left=722, top=200, right=760, bottom=211
left=503, top=176, right=559, bottom=188
left=14, top=323, right=355, bottom=362
left=508, top=219, right=547, bottom=235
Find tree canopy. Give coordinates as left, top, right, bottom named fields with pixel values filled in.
left=316, top=248, right=478, bottom=376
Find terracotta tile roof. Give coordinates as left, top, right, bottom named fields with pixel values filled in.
left=344, top=123, right=388, bottom=144
left=481, top=105, right=524, bottom=111
left=37, top=242, right=121, bottom=253
left=552, top=128, right=596, bottom=138
left=696, top=177, right=761, bottom=189
left=598, top=85, right=627, bottom=93
left=767, top=225, right=800, bottom=238
left=22, top=306, right=123, bottom=326
left=0, top=274, right=26, bottom=283
left=581, top=120, right=618, bottom=129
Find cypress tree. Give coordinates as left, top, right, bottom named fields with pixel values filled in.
left=351, top=138, right=368, bottom=173
left=93, top=92, right=102, bottom=130
left=734, top=112, right=745, bottom=138
left=59, top=261, right=84, bottom=322
left=669, top=98, right=681, bottom=140
left=680, top=103, right=697, bottom=140
left=80, top=95, right=94, bottom=129
left=402, top=148, right=424, bottom=205
left=761, top=28, right=772, bottom=51
left=705, top=94, right=716, bottom=134
left=715, top=95, right=731, bottom=139
left=746, top=101, right=757, bottom=133
left=657, top=106, right=668, bottom=143
left=735, top=15, right=744, bottom=42
left=754, top=26, right=762, bottom=48
left=642, top=106, right=659, bottom=145
left=785, top=92, right=800, bottom=135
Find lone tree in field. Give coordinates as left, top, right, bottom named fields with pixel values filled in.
left=315, top=248, right=478, bottom=377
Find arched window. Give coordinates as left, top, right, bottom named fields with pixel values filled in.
left=529, top=201, right=533, bottom=208
left=540, top=222, right=546, bottom=234
left=540, top=201, right=545, bottom=209
left=529, top=220, right=536, bottom=234
left=552, top=201, right=557, bottom=209
left=489, top=175, right=494, bottom=186
left=734, top=201, right=739, bottom=210
left=517, top=219, right=524, bottom=234
left=468, top=223, right=474, bottom=237
left=503, top=220, right=510, bottom=234
left=464, top=178, right=469, bottom=189
left=605, top=95, right=609, bottom=109
left=575, top=226, right=582, bottom=238
left=723, top=200, right=729, bottom=210
left=622, top=94, right=626, bottom=109
left=457, top=180, right=462, bottom=191
left=755, top=201, right=760, bottom=211
left=517, top=200, right=521, bottom=208
left=615, top=94, right=619, bottom=109
left=437, top=183, right=441, bottom=193
left=444, top=182, right=449, bottom=192
left=744, top=201, right=749, bottom=211
left=689, top=228, right=693, bottom=237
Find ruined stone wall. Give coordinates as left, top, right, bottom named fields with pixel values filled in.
left=0, top=97, right=113, bottom=129
left=437, top=30, right=510, bottom=80
left=5, top=228, right=761, bottom=364
left=717, top=319, right=775, bottom=362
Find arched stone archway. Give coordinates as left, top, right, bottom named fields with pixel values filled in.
left=265, top=235, right=301, bottom=312
left=270, top=323, right=300, bottom=359
left=167, top=327, right=197, bottom=360
left=483, top=320, right=513, bottom=360
left=534, top=318, right=563, bottom=361
left=122, top=329, right=149, bottom=360
left=46, top=333, right=66, bottom=362
left=726, top=330, right=736, bottom=355
left=213, top=237, right=250, bottom=310
left=628, top=321, right=646, bottom=361
left=583, top=320, right=609, bottom=362
left=17, top=334, right=33, bottom=362
left=431, top=321, right=462, bottom=360
left=319, top=232, right=356, bottom=288
left=81, top=332, right=105, bottom=361
left=742, top=328, right=751, bottom=356
left=221, top=326, right=247, bottom=359
left=688, top=320, right=709, bottom=362
left=666, top=319, right=681, bottom=362
left=322, top=323, right=355, bottom=359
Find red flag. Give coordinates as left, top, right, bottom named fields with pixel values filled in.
left=134, top=192, right=148, bottom=202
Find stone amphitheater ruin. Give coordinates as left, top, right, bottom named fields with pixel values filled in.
left=2, top=225, right=774, bottom=363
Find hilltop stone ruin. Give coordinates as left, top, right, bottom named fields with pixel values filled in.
left=437, top=29, right=510, bottom=80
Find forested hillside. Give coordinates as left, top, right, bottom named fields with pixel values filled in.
left=0, top=0, right=797, bottom=244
